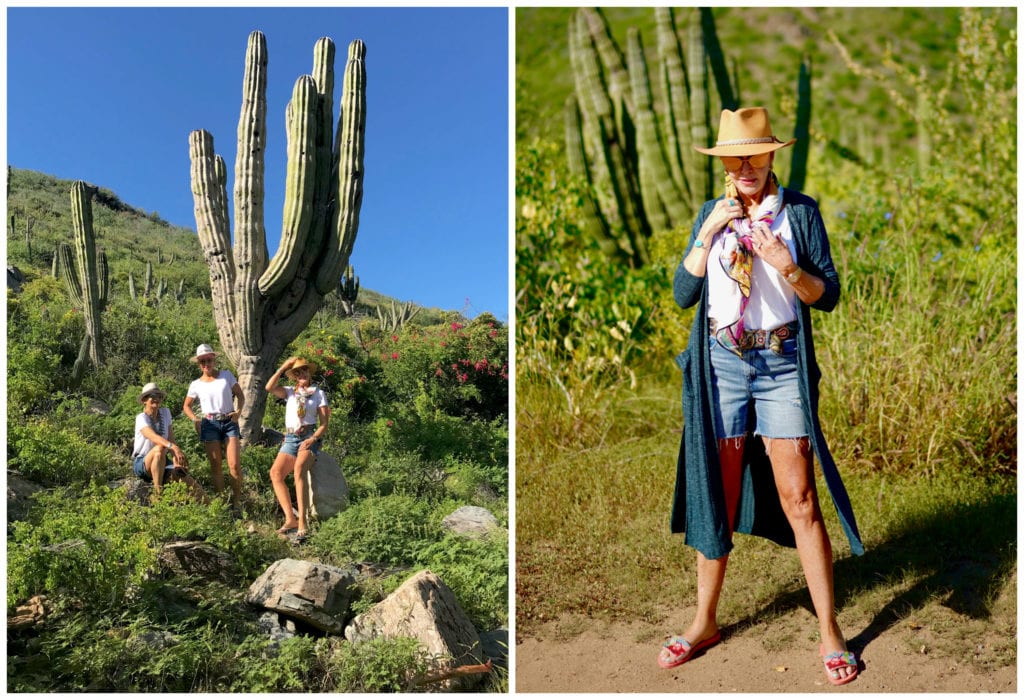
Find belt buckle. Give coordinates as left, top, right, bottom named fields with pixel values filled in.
left=738, top=331, right=754, bottom=352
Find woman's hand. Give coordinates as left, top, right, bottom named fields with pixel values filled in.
left=750, top=221, right=795, bottom=272
left=695, top=198, right=744, bottom=247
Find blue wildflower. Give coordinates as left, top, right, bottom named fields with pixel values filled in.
left=931, top=251, right=943, bottom=262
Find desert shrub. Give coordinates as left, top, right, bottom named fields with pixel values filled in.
left=309, top=493, right=438, bottom=566
left=8, top=419, right=124, bottom=486
left=329, top=636, right=430, bottom=692
left=415, top=531, right=509, bottom=629
left=7, top=482, right=272, bottom=610
left=231, top=635, right=328, bottom=692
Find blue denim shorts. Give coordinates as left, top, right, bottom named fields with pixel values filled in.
left=278, top=431, right=322, bottom=458
left=132, top=453, right=173, bottom=482
left=708, top=335, right=808, bottom=440
left=200, top=417, right=241, bottom=442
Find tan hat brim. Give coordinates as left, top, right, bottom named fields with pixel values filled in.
left=286, top=363, right=318, bottom=380
left=695, top=138, right=796, bottom=157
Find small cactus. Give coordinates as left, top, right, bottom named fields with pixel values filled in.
left=339, top=264, right=360, bottom=315
left=376, top=299, right=420, bottom=332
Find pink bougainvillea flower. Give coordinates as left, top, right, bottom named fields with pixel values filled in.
left=386, top=420, right=394, bottom=427
left=391, top=352, right=399, bottom=360
left=391, top=335, right=399, bottom=342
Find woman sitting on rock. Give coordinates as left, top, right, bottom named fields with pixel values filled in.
left=266, top=356, right=330, bottom=542
left=132, top=382, right=204, bottom=500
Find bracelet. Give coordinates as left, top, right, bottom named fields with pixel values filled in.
left=694, top=239, right=704, bottom=249
left=785, top=267, right=803, bottom=284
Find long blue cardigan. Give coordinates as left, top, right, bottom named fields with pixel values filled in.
left=671, top=189, right=864, bottom=560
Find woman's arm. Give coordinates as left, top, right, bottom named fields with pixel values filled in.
left=303, top=405, right=331, bottom=450
left=182, top=395, right=202, bottom=433
left=230, top=382, right=245, bottom=421
left=265, top=357, right=297, bottom=398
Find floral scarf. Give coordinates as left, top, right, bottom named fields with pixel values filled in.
left=715, top=179, right=782, bottom=356
left=294, top=386, right=315, bottom=420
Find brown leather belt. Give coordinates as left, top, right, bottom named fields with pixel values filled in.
left=709, top=319, right=797, bottom=351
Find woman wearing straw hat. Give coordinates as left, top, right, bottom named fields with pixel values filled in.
left=132, top=382, right=203, bottom=499
left=265, top=356, right=330, bottom=542
left=660, top=108, right=862, bottom=685
left=182, top=343, right=245, bottom=512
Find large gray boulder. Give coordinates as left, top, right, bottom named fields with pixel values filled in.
left=306, top=452, right=348, bottom=520
left=7, top=471, right=43, bottom=523
left=441, top=505, right=500, bottom=539
left=245, top=558, right=359, bottom=634
left=344, top=570, right=484, bottom=690
left=158, top=541, right=237, bottom=584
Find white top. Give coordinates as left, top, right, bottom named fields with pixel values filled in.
left=133, top=407, right=172, bottom=458
left=284, top=386, right=328, bottom=431
left=707, top=203, right=799, bottom=331
left=187, top=370, right=238, bottom=415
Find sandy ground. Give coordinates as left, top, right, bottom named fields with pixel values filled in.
left=515, top=608, right=1017, bottom=693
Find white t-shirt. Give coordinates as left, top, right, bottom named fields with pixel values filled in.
left=707, top=204, right=799, bottom=331
left=133, top=407, right=172, bottom=458
left=187, top=370, right=239, bottom=415
left=284, top=386, right=328, bottom=431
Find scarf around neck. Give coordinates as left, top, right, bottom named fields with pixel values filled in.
left=714, top=181, right=783, bottom=355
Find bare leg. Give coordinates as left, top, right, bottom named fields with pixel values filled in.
left=678, top=437, right=745, bottom=646
left=293, top=448, right=317, bottom=533
left=204, top=442, right=225, bottom=494
left=146, top=446, right=167, bottom=496
left=269, top=452, right=299, bottom=530
left=224, top=436, right=243, bottom=507
left=764, top=436, right=853, bottom=682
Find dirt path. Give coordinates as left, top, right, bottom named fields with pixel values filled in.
left=515, top=608, right=1016, bottom=693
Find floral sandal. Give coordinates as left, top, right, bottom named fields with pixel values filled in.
left=657, top=631, right=721, bottom=669
left=821, top=647, right=859, bottom=686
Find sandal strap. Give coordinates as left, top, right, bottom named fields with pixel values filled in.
left=662, top=636, right=692, bottom=651
left=823, top=651, right=857, bottom=669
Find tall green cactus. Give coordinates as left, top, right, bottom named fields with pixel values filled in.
left=565, top=8, right=811, bottom=264
left=189, top=31, right=367, bottom=445
left=338, top=264, right=360, bottom=316
left=57, top=181, right=109, bottom=384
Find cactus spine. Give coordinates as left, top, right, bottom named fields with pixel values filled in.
left=189, top=31, right=367, bottom=444
left=58, top=181, right=109, bottom=382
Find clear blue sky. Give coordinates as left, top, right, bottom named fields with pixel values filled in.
left=7, top=6, right=509, bottom=321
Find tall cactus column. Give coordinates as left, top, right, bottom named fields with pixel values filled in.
left=189, top=31, right=367, bottom=445
left=57, top=181, right=109, bottom=384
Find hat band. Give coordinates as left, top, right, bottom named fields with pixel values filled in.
left=716, top=136, right=779, bottom=146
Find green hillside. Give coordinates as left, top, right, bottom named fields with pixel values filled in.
left=6, top=166, right=452, bottom=325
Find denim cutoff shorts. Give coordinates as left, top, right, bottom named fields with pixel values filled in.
left=132, top=453, right=174, bottom=482
left=200, top=417, right=241, bottom=442
left=708, top=335, right=808, bottom=439
left=278, top=430, right=322, bottom=458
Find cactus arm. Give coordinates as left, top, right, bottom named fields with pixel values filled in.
left=258, top=74, right=318, bottom=298
left=70, top=181, right=103, bottom=365
left=656, top=7, right=692, bottom=200
left=233, top=30, right=270, bottom=355
left=789, top=54, right=812, bottom=192
left=128, top=271, right=137, bottom=301
left=189, top=129, right=239, bottom=364
left=56, top=243, right=84, bottom=307
left=699, top=8, right=737, bottom=111
left=316, top=39, right=367, bottom=293
left=687, top=18, right=713, bottom=205
left=97, top=250, right=109, bottom=306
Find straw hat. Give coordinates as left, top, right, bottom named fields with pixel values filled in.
left=694, top=107, right=796, bottom=157
left=192, top=343, right=218, bottom=363
left=139, top=382, right=166, bottom=403
left=285, top=358, right=318, bottom=381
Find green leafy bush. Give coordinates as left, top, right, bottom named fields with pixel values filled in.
left=310, top=493, right=437, bottom=566
left=415, top=531, right=509, bottom=629
left=8, top=420, right=125, bottom=486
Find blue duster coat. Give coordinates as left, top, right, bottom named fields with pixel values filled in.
left=671, top=189, right=864, bottom=560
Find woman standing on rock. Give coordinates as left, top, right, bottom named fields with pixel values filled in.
left=661, top=108, right=862, bottom=686
left=183, top=343, right=246, bottom=513
left=266, top=356, right=330, bottom=542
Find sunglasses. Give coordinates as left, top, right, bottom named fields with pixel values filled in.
left=198, top=358, right=216, bottom=365
left=720, top=153, right=771, bottom=171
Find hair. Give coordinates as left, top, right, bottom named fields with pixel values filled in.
left=724, top=168, right=780, bottom=218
